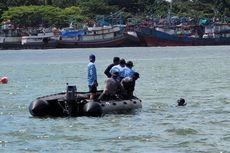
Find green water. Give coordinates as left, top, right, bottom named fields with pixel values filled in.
left=0, top=46, right=230, bottom=153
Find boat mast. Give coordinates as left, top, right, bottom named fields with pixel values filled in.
left=166, top=0, right=172, bottom=26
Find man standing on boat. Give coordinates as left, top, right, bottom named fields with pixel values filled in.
left=88, top=54, right=98, bottom=100
left=104, top=57, right=120, bottom=78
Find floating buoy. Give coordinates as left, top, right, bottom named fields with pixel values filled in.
left=0, top=76, right=8, bottom=84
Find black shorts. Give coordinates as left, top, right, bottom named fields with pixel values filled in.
left=88, top=85, right=97, bottom=93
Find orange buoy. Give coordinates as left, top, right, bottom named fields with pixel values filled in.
left=0, top=76, right=8, bottom=84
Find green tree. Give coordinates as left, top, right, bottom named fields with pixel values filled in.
left=78, top=0, right=118, bottom=17
left=0, top=3, right=8, bottom=19
left=1, top=6, right=63, bottom=27
left=52, top=0, right=78, bottom=8
left=61, top=6, right=83, bottom=27
left=2, top=0, right=230, bottom=27
left=2, top=0, right=43, bottom=6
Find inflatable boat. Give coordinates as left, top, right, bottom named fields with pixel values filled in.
left=29, top=85, right=142, bottom=117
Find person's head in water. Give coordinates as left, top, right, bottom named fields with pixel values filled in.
left=177, top=98, right=186, bottom=106
left=113, top=57, right=120, bottom=65
left=89, top=54, right=96, bottom=62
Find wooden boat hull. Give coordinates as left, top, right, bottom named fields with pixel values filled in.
left=21, top=40, right=57, bottom=49
left=0, top=37, right=22, bottom=49
left=57, top=34, right=140, bottom=48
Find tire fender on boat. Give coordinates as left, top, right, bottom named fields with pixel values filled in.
left=83, top=101, right=102, bottom=117
left=29, top=99, right=50, bottom=116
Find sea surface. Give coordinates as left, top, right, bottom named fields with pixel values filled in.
left=0, top=46, right=230, bottom=153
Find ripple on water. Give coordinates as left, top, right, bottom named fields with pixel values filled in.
left=167, top=127, right=199, bottom=136
left=1, top=47, right=230, bottom=152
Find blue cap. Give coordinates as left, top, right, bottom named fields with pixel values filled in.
left=89, top=54, right=95, bottom=61
left=111, top=68, right=120, bottom=76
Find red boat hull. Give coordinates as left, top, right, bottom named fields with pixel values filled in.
left=143, top=35, right=192, bottom=46
left=57, top=34, right=140, bottom=48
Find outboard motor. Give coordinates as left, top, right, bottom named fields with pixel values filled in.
left=65, top=84, right=77, bottom=116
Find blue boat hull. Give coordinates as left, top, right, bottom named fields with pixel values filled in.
left=137, top=27, right=230, bottom=46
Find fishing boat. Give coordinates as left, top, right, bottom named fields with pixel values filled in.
left=0, top=21, right=22, bottom=49
left=137, top=23, right=230, bottom=46
left=57, top=25, right=138, bottom=48
left=21, top=29, right=59, bottom=49
left=29, top=85, right=142, bottom=117
left=137, top=0, right=230, bottom=46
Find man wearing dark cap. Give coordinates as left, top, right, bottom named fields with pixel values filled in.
left=88, top=54, right=98, bottom=100
left=104, top=57, right=120, bottom=78
left=120, top=72, right=140, bottom=99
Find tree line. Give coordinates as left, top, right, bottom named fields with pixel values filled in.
left=1, top=0, right=230, bottom=28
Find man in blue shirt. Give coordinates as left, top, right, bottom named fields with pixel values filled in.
left=123, top=61, right=135, bottom=77
left=88, top=54, right=98, bottom=100
left=109, top=58, right=126, bottom=81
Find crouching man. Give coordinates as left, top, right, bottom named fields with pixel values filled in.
left=98, top=71, right=123, bottom=101
left=121, top=72, right=140, bottom=99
